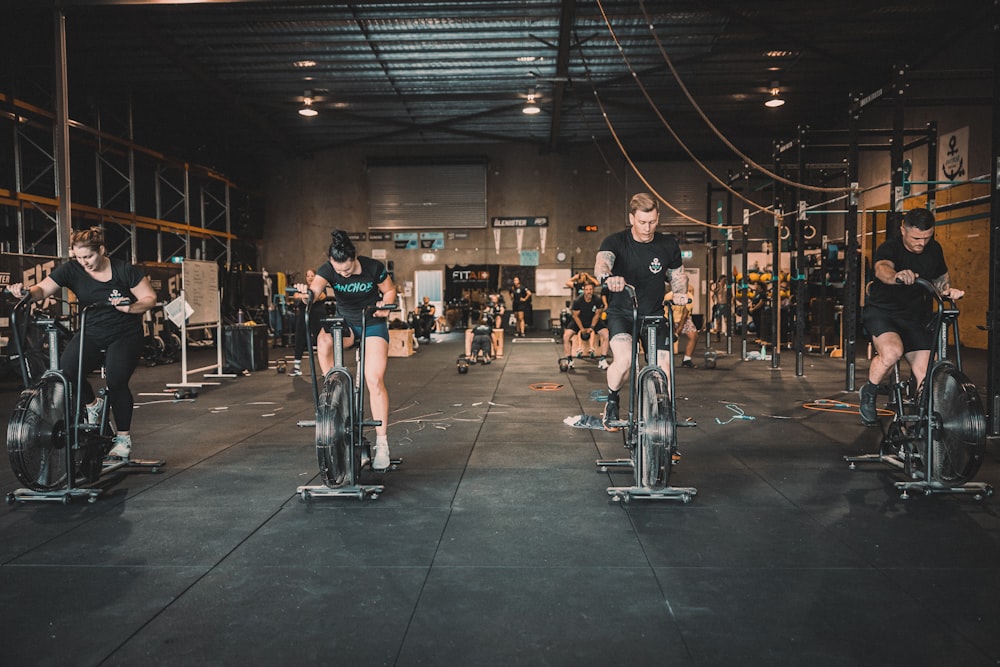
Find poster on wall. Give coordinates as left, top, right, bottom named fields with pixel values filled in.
left=938, top=127, right=968, bottom=183
left=420, top=232, right=445, bottom=249
left=394, top=232, right=418, bottom=250
left=445, top=264, right=499, bottom=301
left=535, top=268, right=572, bottom=297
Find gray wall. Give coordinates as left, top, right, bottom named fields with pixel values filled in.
left=261, top=99, right=990, bottom=324
left=261, top=142, right=740, bottom=320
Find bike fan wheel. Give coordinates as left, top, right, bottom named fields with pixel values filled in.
left=637, top=370, right=674, bottom=490
left=316, top=370, right=354, bottom=488
left=6, top=376, right=70, bottom=491
left=926, top=363, right=986, bottom=485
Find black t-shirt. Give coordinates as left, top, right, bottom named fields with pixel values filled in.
left=484, top=300, right=504, bottom=320
left=49, top=258, right=145, bottom=338
left=316, top=256, right=389, bottom=326
left=572, top=294, right=602, bottom=328
left=510, top=285, right=531, bottom=309
left=599, top=229, right=683, bottom=317
left=868, top=236, right=947, bottom=318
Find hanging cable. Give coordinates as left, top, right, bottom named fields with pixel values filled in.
left=586, top=9, right=776, bottom=222
left=577, top=40, right=742, bottom=229
left=630, top=0, right=851, bottom=195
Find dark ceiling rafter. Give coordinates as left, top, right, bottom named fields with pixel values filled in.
left=118, top=12, right=294, bottom=158
left=3, top=0, right=988, bottom=182
left=547, top=0, right=577, bottom=152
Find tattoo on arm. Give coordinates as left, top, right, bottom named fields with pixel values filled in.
left=669, top=268, right=688, bottom=296
left=594, top=251, right=615, bottom=279
left=933, top=272, right=950, bottom=293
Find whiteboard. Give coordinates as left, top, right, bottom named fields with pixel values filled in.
left=182, top=260, right=220, bottom=326
left=535, top=268, right=572, bottom=297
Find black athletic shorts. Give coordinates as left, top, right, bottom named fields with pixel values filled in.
left=862, top=306, right=935, bottom=352
left=565, top=320, right=606, bottom=333
left=607, top=312, right=670, bottom=351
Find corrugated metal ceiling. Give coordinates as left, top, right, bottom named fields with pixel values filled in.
left=4, top=1, right=993, bottom=182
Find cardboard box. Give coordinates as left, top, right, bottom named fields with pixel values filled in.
left=388, top=329, right=415, bottom=357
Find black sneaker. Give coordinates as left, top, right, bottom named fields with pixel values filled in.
left=603, top=395, right=620, bottom=432
left=682, top=359, right=695, bottom=368
left=859, top=382, right=878, bottom=426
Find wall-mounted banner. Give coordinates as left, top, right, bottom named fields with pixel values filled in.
left=394, top=232, right=419, bottom=249
left=347, top=232, right=367, bottom=241
left=939, top=126, right=968, bottom=182
left=520, top=250, right=539, bottom=266
left=445, top=264, right=500, bottom=301
left=369, top=231, right=393, bottom=242
left=491, top=216, right=549, bottom=228
left=419, top=232, right=445, bottom=249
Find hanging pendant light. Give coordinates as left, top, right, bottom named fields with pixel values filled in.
left=522, top=90, right=541, bottom=115
left=764, top=81, right=785, bottom=108
left=299, top=90, right=319, bottom=117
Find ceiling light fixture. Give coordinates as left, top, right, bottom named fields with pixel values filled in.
left=298, top=90, right=318, bottom=117
left=522, top=91, right=541, bottom=115
left=764, top=82, right=785, bottom=108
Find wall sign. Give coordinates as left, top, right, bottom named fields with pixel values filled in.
left=420, top=232, right=445, bottom=249
left=393, top=232, right=418, bottom=249
left=491, top=216, right=549, bottom=228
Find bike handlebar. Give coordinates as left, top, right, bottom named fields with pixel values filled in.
left=895, top=276, right=950, bottom=309
left=365, top=303, right=398, bottom=316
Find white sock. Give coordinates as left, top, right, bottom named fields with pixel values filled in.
left=376, top=435, right=388, bottom=446
left=683, top=356, right=692, bottom=362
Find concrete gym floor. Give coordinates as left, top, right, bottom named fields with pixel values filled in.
left=1, top=329, right=998, bottom=666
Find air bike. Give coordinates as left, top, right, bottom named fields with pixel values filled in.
left=5, top=294, right=163, bottom=505
left=845, top=278, right=991, bottom=500
left=596, top=285, right=696, bottom=503
left=297, top=299, right=401, bottom=501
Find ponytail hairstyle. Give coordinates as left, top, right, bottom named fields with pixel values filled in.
left=327, top=230, right=357, bottom=263
left=69, top=226, right=105, bottom=255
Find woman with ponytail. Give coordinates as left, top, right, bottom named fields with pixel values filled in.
left=308, top=230, right=398, bottom=469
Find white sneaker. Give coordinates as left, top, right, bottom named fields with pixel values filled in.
left=108, top=434, right=132, bottom=459
left=373, top=441, right=391, bottom=469
left=598, top=358, right=609, bottom=370
left=86, top=397, right=105, bottom=425
left=567, top=358, right=574, bottom=368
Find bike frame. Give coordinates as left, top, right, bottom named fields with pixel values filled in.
left=6, top=298, right=162, bottom=504
left=598, top=284, right=697, bottom=503
left=845, top=278, right=991, bottom=499
left=298, top=297, right=399, bottom=500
